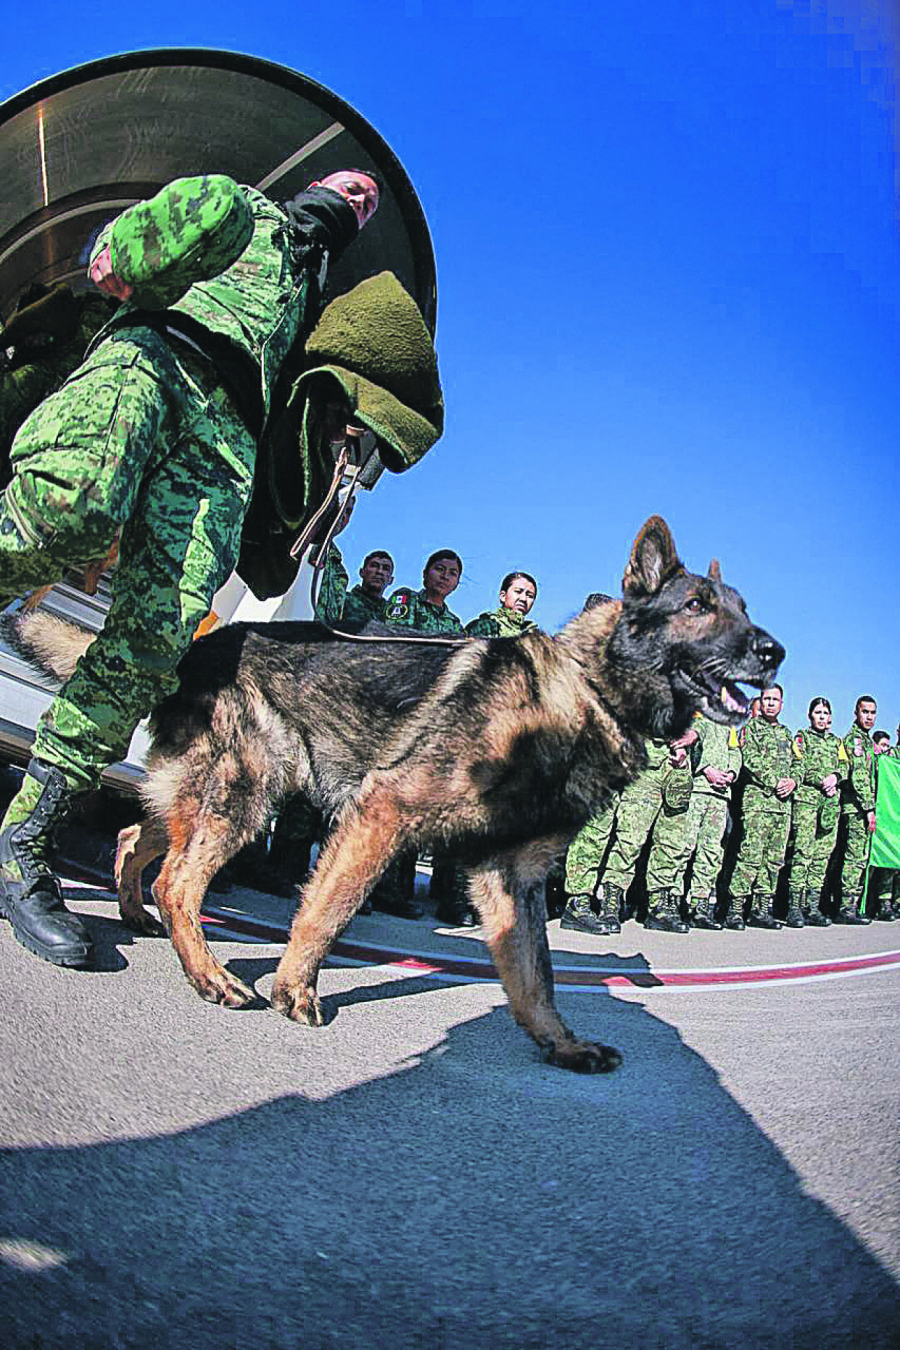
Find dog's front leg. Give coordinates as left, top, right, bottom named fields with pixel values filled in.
left=271, top=797, right=404, bottom=1026
left=469, top=856, right=622, bottom=1074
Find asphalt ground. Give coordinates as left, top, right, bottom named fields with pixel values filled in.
left=1, top=865, right=899, bottom=1350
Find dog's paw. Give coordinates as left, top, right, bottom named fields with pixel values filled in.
left=191, top=967, right=257, bottom=1009
left=271, top=979, right=325, bottom=1026
left=545, top=1038, right=623, bottom=1074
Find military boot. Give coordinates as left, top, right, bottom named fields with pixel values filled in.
left=803, top=888, right=831, bottom=927
left=724, top=894, right=747, bottom=930
left=875, top=901, right=898, bottom=922
left=593, top=881, right=623, bottom=935
left=0, top=760, right=92, bottom=967
left=747, top=893, right=782, bottom=929
left=560, top=891, right=609, bottom=936
left=690, top=894, right=723, bottom=931
left=834, top=895, right=871, bottom=926
left=644, top=889, right=689, bottom=934
left=785, top=888, right=806, bottom=929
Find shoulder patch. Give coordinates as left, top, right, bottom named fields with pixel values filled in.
left=728, top=728, right=740, bottom=749
left=838, top=743, right=849, bottom=763
left=386, top=595, right=410, bottom=619
left=793, top=733, right=804, bottom=757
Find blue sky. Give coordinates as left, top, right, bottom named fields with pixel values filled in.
left=3, top=0, right=898, bottom=734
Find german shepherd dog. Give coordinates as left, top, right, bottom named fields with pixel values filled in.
left=8, top=518, right=783, bottom=1073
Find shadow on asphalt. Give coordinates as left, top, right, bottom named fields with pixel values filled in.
left=2, top=965, right=899, bottom=1349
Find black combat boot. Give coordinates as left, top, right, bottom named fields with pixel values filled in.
left=834, top=895, right=871, bottom=926
left=803, top=888, right=831, bottom=927
left=874, top=898, right=898, bottom=922
left=593, top=881, right=623, bottom=935
left=371, top=852, right=424, bottom=920
left=785, top=888, right=806, bottom=929
left=747, top=893, right=782, bottom=929
left=560, top=892, right=610, bottom=936
left=644, top=889, right=689, bottom=934
left=725, top=894, right=747, bottom=931
left=690, top=894, right=723, bottom=931
left=0, top=759, right=92, bottom=967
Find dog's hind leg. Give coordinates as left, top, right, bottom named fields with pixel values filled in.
left=115, top=818, right=168, bottom=936
left=153, top=797, right=261, bottom=1009
left=469, top=848, right=623, bottom=1074
left=271, top=796, right=404, bottom=1026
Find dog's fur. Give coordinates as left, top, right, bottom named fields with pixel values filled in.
left=8, top=517, right=783, bottom=1072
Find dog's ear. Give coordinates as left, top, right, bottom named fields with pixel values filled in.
left=622, top=517, right=684, bottom=598
left=708, top=559, right=722, bottom=583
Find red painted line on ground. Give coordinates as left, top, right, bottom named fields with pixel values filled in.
left=200, top=908, right=900, bottom=989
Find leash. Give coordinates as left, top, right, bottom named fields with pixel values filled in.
left=295, top=430, right=469, bottom=649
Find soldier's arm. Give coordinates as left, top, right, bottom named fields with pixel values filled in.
left=843, top=733, right=876, bottom=812
left=313, top=544, right=349, bottom=626
left=726, top=728, right=742, bottom=783
left=89, top=175, right=254, bottom=310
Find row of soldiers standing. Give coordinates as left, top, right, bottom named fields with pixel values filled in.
left=560, top=687, right=896, bottom=936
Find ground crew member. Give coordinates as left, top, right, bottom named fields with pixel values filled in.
left=385, top=549, right=465, bottom=634
left=592, top=737, right=694, bottom=934
left=837, top=695, right=878, bottom=924
left=465, top=570, right=538, bottom=637
left=674, top=713, right=741, bottom=931
left=787, top=697, right=848, bottom=926
left=728, top=684, right=796, bottom=929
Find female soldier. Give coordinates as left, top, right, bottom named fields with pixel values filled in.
left=465, top=570, right=538, bottom=637
left=787, top=697, right=848, bottom=926
left=385, top=549, right=465, bottom=634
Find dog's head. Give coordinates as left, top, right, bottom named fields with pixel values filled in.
left=603, top=516, right=784, bottom=738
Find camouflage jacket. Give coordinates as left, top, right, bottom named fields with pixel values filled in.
left=840, top=723, right=876, bottom=816
left=739, top=716, right=795, bottom=814
left=465, top=606, right=538, bottom=638
left=90, top=176, right=337, bottom=435
left=385, top=587, right=464, bottom=635
left=313, top=544, right=349, bottom=626
left=690, top=714, right=742, bottom=799
left=341, top=585, right=388, bottom=631
left=791, top=728, right=848, bottom=808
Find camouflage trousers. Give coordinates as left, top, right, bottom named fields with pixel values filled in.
left=676, top=792, right=729, bottom=905
left=0, top=326, right=256, bottom=790
left=564, top=798, right=617, bottom=896
left=788, top=801, right=839, bottom=895
left=730, top=806, right=789, bottom=897
left=600, top=778, right=690, bottom=894
left=840, top=810, right=872, bottom=900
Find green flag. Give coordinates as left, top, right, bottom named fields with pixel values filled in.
left=870, top=757, right=900, bottom=869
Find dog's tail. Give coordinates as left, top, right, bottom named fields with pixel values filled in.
left=0, top=608, right=95, bottom=683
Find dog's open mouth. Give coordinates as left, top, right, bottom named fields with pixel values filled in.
left=675, top=667, right=753, bottom=725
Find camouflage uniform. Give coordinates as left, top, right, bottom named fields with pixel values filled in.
left=788, top=727, right=848, bottom=924
left=839, top=722, right=876, bottom=920
left=729, top=716, right=795, bottom=926
left=0, top=175, right=330, bottom=793
left=465, top=606, right=537, bottom=638
left=385, top=587, right=464, bottom=635
left=597, top=737, right=693, bottom=931
left=341, top=584, right=388, bottom=631
left=313, top=543, right=349, bottom=626
left=675, top=714, right=742, bottom=926
left=564, top=798, right=619, bottom=900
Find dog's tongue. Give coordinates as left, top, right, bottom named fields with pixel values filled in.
left=720, top=683, right=748, bottom=714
